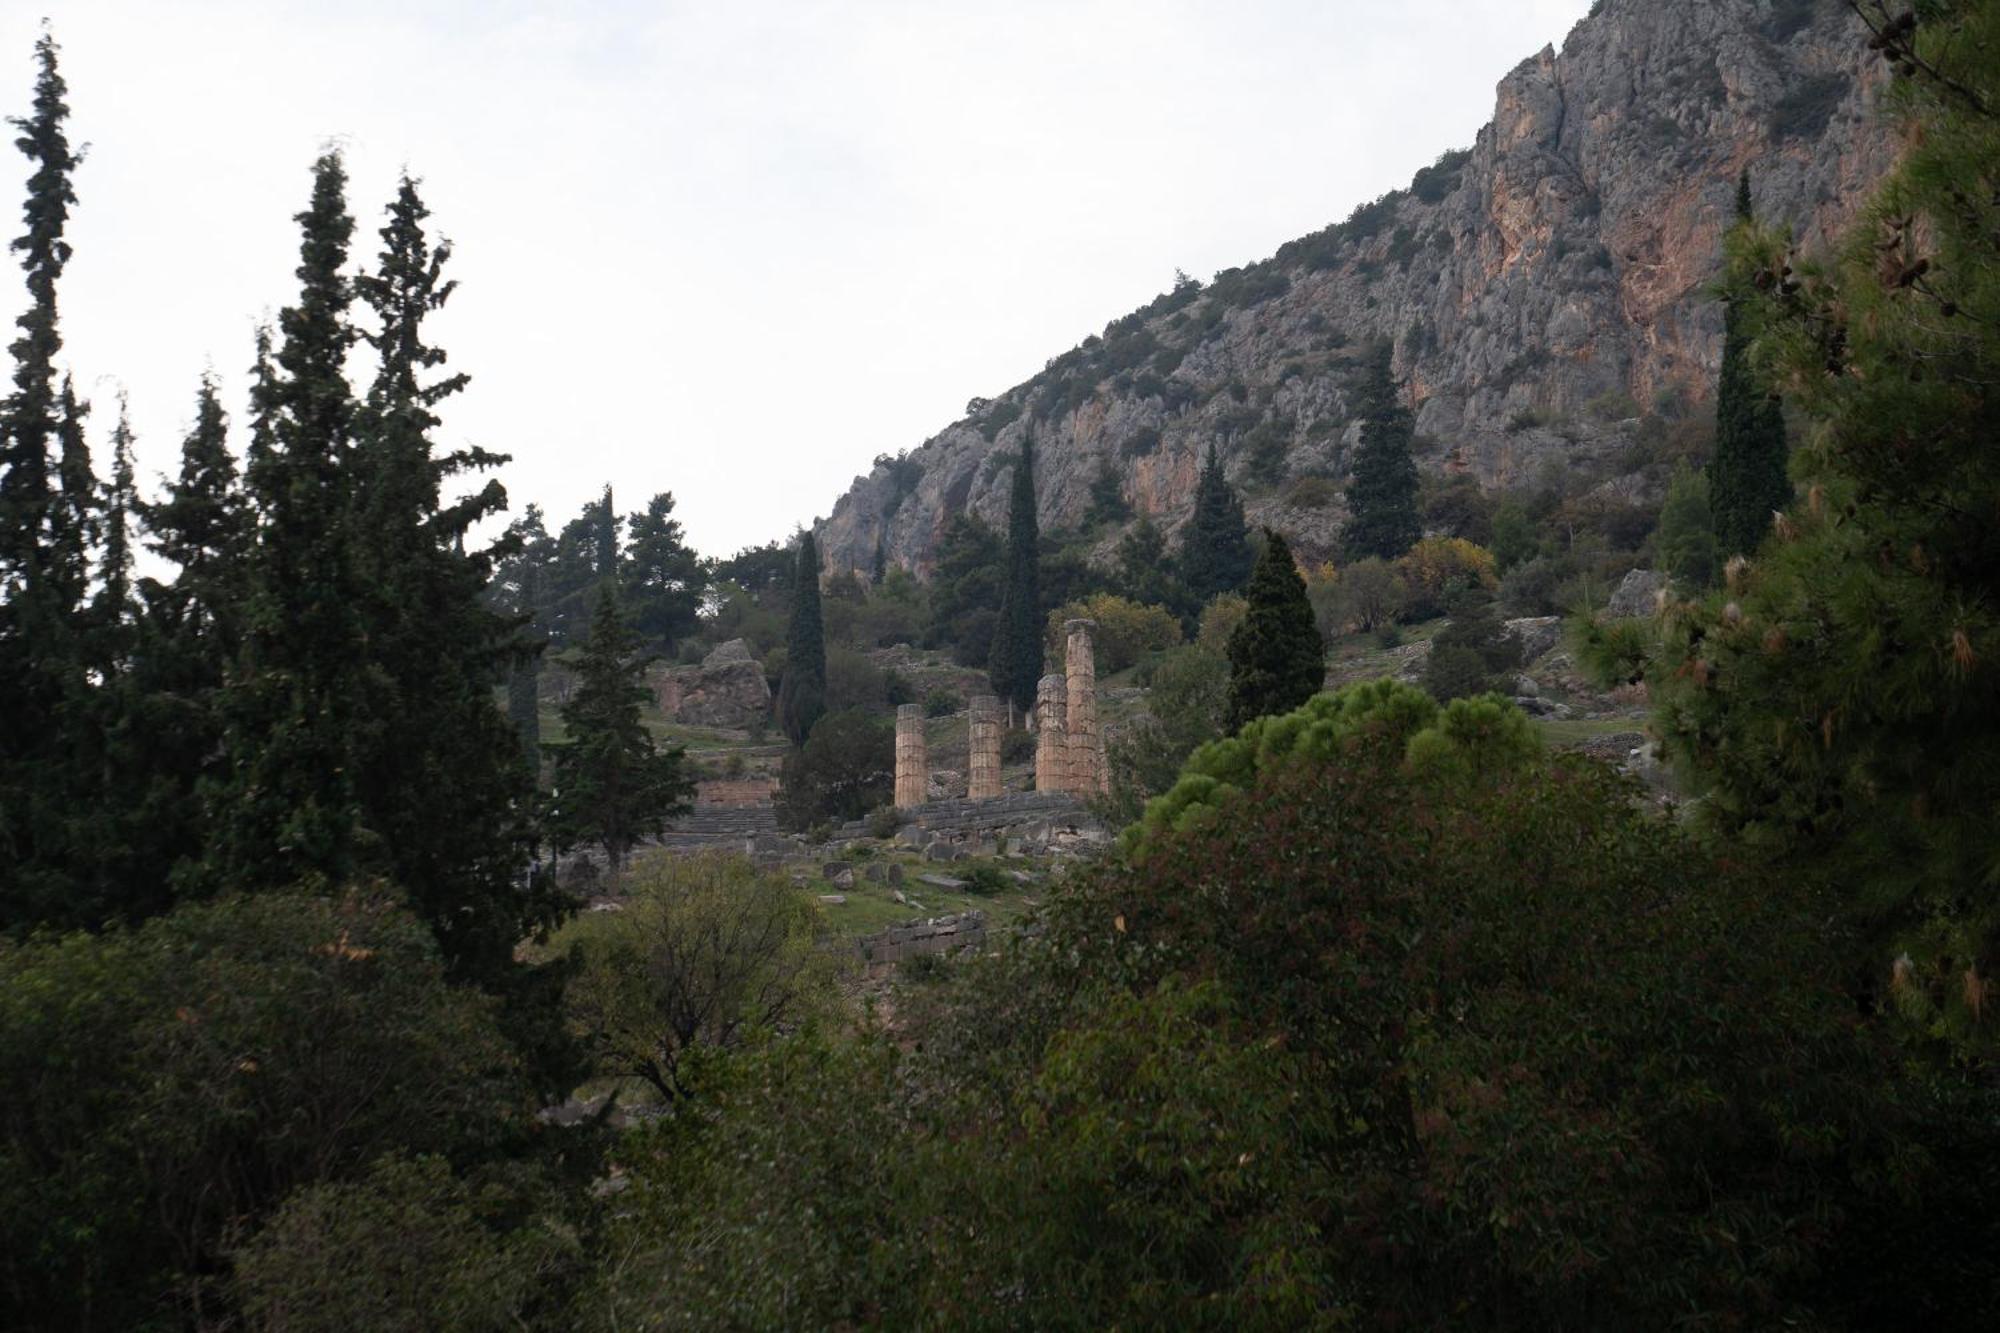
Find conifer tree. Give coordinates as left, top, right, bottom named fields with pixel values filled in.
left=1179, top=443, right=1253, bottom=606
left=122, top=375, right=248, bottom=908
left=1650, top=9, right=2000, bottom=1052
left=499, top=507, right=551, bottom=776
left=1709, top=170, right=1791, bottom=557
left=345, top=174, right=547, bottom=978
left=621, top=491, right=702, bottom=653
left=96, top=394, right=134, bottom=629
left=775, top=532, right=826, bottom=745
left=1655, top=460, right=1718, bottom=588
left=547, top=580, right=692, bottom=878
left=205, top=150, right=365, bottom=894
left=1226, top=530, right=1323, bottom=730
left=0, top=30, right=91, bottom=929
left=987, top=438, right=1043, bottom=715
left=594, top=483, right=618, bottom=579
left=1342, top=339, right=1421, bottom=560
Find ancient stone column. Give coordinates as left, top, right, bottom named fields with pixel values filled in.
left=1034, top=673, right=1068, bottom=794
left=894, top=703, right=927, bottom=809
left=1064, top=619, right=1104, bottom=794
left=967, top=694, right=1003, bottom=801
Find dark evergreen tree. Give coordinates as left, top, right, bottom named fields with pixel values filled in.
left=594, top=483, right=618, bottom=579
left=121, top=375, right=249, bottom=910
left=542, top=488, right=616, bottom=646
left=1225, top=530, right=1323, bottom=730
left=987, top=439, right=1043, bottom=714
left=547, top=580, right=693, bottom=878
left=1710, top=170, right=1792, bottom=557
left=0, top=30, right=92, bottom=930
left=870, top=534, right=886, bottom=585
left=96, top=396, right=134, bottom=627
left=1422, top=587, right=1523, bottom=703
left=345, top=174, right=548, bottom=980
left=204, top=150, right=365, bottom=894
left=1342, top=339, right=1421, bottom=560
left=924, top=513, right=1001, bottom=666
left=1179, top=443, right=1253, bottom=605
left=496, top=506, right=551, bottom=776
left=775, top=532, right=826, bottom=745
left=621, top=491, right=703, bottom=653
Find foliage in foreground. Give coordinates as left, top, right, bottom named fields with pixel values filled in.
left=0, top=890, right=544, bottom=1326
left=595, top=684, right=1988, bottom=1329
left=1646, top=0, right=2000, bottom=1054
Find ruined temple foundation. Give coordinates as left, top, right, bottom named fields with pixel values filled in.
left=1063, top=619, right=1104, bottom=795
left=967, top=694, right=1003, bottom=801
left=894, top=703, right=927, bottom=809
left=1034, top=673, right=1068, bottom=793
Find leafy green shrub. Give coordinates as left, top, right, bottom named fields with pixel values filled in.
left=1042, top=594, right=1183, bottom=674
left=0, top=891, right=529, bottom=1326
left=923, top=687, right=961, bottom=718
left=1000, top=728, right=1036, bottom=766
left=1422, top=590, right=1524, bottom=702
left=1194, top=593, right=1247, bottom=654
left=560, top=854, right=837, bottom=1100
left=866, top=805, right=904, bottom=840
left=1282, top=475, right=1339, bottom=509
left=233, top=1154, right=580, bottom=1333
left=776, top=709, right=894, bottom=831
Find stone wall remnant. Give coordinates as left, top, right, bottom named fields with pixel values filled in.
left=894, top=703, right=927, bottom=809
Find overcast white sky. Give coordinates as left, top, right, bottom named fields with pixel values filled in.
left=6, top=0, right=1591, bottom=558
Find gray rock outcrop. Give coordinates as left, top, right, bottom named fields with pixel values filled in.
left=814, top=0, right=1893, bottom=575
left=649, top=639, right=771, bottom=728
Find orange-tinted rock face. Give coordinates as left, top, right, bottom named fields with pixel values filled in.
left=816, top=0, right=1898, bottom=580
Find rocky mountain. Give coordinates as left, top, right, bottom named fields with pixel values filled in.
left=814, top=0, right=1899, bottom=577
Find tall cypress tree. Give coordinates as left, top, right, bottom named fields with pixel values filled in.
left=0, top=30, right=91, bottom=930
left=1342, top=339, right=1421, bottom=560
left=1179, top=443, right=1253, bottom=607
left=988, top=438, right=1043, bottom=715
left=205, top=150, right=364, bottom=894
left=1225, top=530, right=1323, bottom=731
left=346, top=174, right=547, bottom=979
left=776, top=532, right=826, bottom=745
left=499, top=506, right=551, bottom=776
left=548, top=579, right=693, bottom=879
left=1710, top=170, right=1791, bottom=557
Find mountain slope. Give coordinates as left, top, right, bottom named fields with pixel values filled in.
left=815, top=0, right=1897, bottom=575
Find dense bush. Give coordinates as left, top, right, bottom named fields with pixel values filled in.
left=775, top=709, right=893, bottom=831
left=0, top=890, right=531, bottom=1325
left=1043, top=594, right=1183, bottom=674
left=560, top=854, right=838, bottom=1101
left=1397, top=535, right=1499, bottom=620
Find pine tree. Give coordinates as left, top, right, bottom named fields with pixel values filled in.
left=120, top=375, right=249, bottom=909
left=621, top=491, right=703, bottom=653
left=344, top=174, right=547, bottom=979
left=775, top=532, right=826, bottom=745
left=96, top=394, right=135, bottom=630
left=987, top=438, right=1043, bottom=715
left=1649, top=10, right=2000, bottom=1053
left=1179, top=443, right=1253, bottom=605
left=1655, top=460, right=1718, bottom=588
left=594, top=483, right=618, bottom=580
left=1422, top=587, right=1523, bottom=703
left=548, top=580, right=693, bottom=878
left=205, top=150, right=365, bottom=894
left=1226, top=530, right=1323, bottom=730
left=1710, top=170, right=1791, bottom=557
left=1342, top=339, right=1421, bottom=560
left=498, top=506, right=551, bottom=776
left=0, top=30, right=93, bottom=930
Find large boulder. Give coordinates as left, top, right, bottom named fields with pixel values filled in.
left=1605, top=569, right=1668, bottom=619
left=651, top=641, right=771, bottom=728
left=1503, top=616, right=1564, bottom=663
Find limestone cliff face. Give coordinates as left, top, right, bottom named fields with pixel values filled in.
left=816, top=0, right=1896, bottom=575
